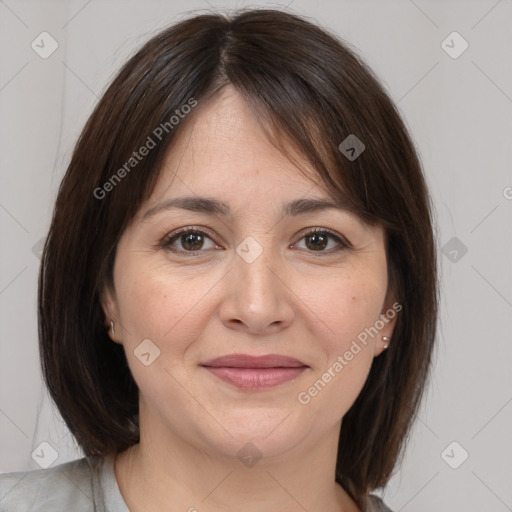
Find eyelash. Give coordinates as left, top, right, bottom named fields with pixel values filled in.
left=160, top=226, right=351, bottom=256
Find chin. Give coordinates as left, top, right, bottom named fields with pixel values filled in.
left=197, top=410, right=308, bottom=461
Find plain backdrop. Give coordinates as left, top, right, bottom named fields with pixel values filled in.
left=1, top=0, right=511, bottom=510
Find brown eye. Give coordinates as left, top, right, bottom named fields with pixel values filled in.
left=305, top=232, right=329, bottom=251
left=294, top=228, right=350, bottom=253
left=162, top=229, right=219, bottom=253
left=180, top=231, right=205, bottom=251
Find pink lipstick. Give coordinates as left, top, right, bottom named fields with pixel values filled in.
left=200, top=354, right=308, bottom=390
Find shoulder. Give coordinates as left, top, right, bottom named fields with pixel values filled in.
left=364, top=493, right=394, bottom=512
left=0, top=455, right=103, bottom=512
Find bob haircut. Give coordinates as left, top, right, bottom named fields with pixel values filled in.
left=39, top=7, right=438, bottom=506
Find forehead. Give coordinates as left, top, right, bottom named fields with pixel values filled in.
left=149, top=86, right=328, bottom=204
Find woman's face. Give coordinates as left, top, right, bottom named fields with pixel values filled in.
left=102, top=85, right=396, bottom=460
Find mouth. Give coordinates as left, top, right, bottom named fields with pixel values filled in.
left=199, top=354, right=309, bottom=390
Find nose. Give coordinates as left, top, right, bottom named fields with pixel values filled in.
left=219, top=243, right=295, bottom=335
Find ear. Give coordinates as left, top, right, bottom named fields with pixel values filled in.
left=373, top=295, right=401, bottom=357
left=100, top=284, right=122, bottom=344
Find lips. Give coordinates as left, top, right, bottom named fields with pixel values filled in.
left=200, top=354, right=308, bottom=390
left=200, top=354, right=306, bottom=369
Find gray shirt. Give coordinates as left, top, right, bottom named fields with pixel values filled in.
left=0, top=455, right=393, bottom=511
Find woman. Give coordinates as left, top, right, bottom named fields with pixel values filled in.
left=0, top=7, right=438, bottom=512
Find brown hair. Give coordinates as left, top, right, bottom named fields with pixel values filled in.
left=39, top=7, right=438, bottom=505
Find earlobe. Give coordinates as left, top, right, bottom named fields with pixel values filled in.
left=100, top=286, right=121, bottom=343
left=374, top=299, right=399, bottom=356
left=374, top=335, right=392, bottom=357
left=108, top=319, right=122, bottom=344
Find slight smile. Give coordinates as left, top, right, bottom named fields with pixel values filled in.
left=200, top=354, right=309, bottom=390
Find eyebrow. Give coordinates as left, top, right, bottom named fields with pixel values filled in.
left=141, top=196, right=351, bottom=221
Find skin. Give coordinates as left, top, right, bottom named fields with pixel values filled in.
left=102, top=85, right=396, bottom=512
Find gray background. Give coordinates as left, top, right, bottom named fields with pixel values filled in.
left=1, top=0, right=511, bottom=510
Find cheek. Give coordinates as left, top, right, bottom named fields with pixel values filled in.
left=113, top=264, right=218, bottom=360
left=112, top=270, right=212, bottom=399
left=293, top=266, right=385, bottom=414
left=299, top=265, right=387, bottom=351
left=298, top=293, right=380, bottom=420
left=301, top=351, right=374, bottom=424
